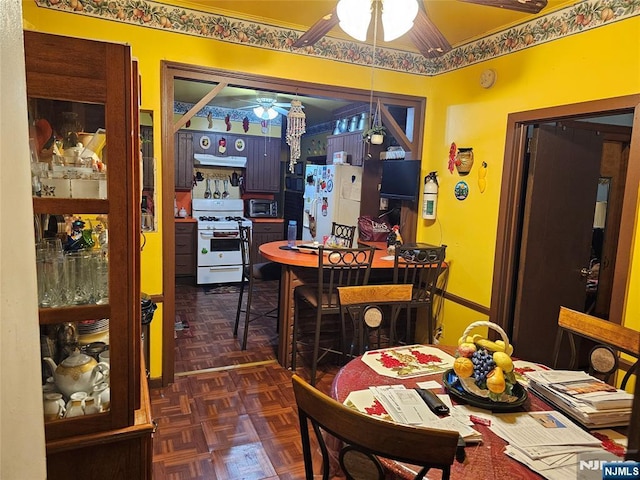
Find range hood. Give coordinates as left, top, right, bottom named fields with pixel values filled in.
left=194, top=154, right=247, bottom=168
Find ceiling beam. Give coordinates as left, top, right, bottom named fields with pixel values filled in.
left=172, top=81, right=228, bottom=134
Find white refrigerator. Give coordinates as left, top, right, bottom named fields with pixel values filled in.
left=302, top=164, right=363, bottom=244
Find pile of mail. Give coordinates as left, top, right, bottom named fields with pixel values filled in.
left=344, top=385, right=482, bottom=443
left=489, top=410, right=619, bottom=480
left=525, top=370, right=633, bottom=428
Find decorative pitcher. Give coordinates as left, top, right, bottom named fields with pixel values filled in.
left=43, top=350, right=110, bottom=398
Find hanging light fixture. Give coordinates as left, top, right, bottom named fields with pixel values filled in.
left=253, top=106, right=278, bottom=120
left=286, top=99, right=306, bottom=173
left=336, top=0, right=418, bottom=42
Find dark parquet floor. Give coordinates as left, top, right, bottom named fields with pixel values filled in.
left=151, top=280, right=341, bottom=479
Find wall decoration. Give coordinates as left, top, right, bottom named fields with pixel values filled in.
left=455, top=147, right=474, bottom=176
left=35, top=0, right=635, bottom=76
left=448, top=142, right=457, bottom=174
left=235, top=138, right=245, bottom=152
left=242, top=117, right=250, bottom=132
left=207, top=111, right=213, bottom=129
left=225, top=114, right=231, bottom=131
left=478, top=162, right=488, bottom=193
left=455, top=181, right=469, bottom=200
left=199, top=135, right=211, bottom=150
left=218, top=137, right=227, bottom=154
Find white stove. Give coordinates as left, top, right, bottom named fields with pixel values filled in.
left=192, top=199, right=252, bottom=285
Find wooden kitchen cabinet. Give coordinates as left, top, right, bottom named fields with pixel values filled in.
left=25, top=31, right=153, bottom=478
left=175, top=131, right=194, bottom=190
left=326, top=131, right=366, bottom=166
left=252, top=221, right=284, bottom=264
left=245, top=136, right=282, bottom=192
left=175, top=221, right=197, bottom=277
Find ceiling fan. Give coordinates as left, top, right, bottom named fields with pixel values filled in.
left=237, top=93, right=301, bottom=120
left=293, top=0, right=548, bottom=58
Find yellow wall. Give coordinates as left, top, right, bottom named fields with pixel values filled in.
left=22, top=2, right=639, bottom=375
left=420, top=19, right=640, bottom=344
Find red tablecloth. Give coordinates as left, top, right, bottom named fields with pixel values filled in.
left=331, top=346, right=547, bottom=479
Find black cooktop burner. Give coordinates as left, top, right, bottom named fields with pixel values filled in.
left=226, top=216, right=246, bottom=222
left=198, top=216, right=220, bottom=221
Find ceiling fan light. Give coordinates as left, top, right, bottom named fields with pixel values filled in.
left=337, top=0, right=372, bottom=41
left=253, top=106, right=278, bottom=120
left=381, top=0, right=418, bottom=41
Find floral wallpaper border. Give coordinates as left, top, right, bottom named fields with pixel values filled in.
left=35, top=0, right=639, bottom=76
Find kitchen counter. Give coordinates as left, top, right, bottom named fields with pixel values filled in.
left=174, top=217, right=197, bottom=223
left=249, top=217, right=284, bottom=223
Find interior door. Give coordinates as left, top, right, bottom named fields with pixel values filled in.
left=512, top=124, right=603, bottom=366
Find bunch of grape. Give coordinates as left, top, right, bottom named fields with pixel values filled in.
left=471, top=349, right=496, bottom=386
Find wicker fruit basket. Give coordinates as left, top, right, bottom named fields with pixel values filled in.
left=443, top=321, right=527, bottom=410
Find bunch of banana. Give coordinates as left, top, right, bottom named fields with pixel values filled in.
left=453, top=332, right=517, bottom=400
left=477, top=161, right=488, bottom=193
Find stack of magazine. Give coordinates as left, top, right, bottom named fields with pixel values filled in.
left=525, top=370, right=633, bottom=428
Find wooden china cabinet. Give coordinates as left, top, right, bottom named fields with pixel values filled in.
left=25, top=31, right=153, bottom=479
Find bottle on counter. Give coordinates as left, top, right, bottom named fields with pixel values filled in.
left=287, top=220, right=297, bottom=248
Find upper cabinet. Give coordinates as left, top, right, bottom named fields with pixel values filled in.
left=245, top=136, right=282, bottom=193
left=326, top=131, right=366, bottom=166
left=25, top=31, right=152, bottom=477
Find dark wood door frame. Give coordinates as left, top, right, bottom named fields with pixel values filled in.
left=490, top=95, right=640, bottom=337
left=160, top=61, right=427, bottom=385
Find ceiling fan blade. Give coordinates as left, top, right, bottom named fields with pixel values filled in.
left=273, top=106, right=290, bottom=116
left=408, top=8, right=451, bottom=58
left=458, top=0, right=547, bottom=14
left=292, top=8, right=339, bottom=48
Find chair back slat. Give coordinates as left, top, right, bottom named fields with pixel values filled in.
left=292, top=374, right=458, bottom=480
left=317, top=246, right=374, bottom=309
left=238, top=225, right=252, bottom=280
left=331, top=222, right=357, bottom=247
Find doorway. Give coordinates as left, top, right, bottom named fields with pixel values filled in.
left=490, top=95, right=640, bottom=368
left=160, top=61, right=427, bottom=385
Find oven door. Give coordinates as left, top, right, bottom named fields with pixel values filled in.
left=197, top=230, right=242, bottom=266
left=196, top=229, right=243, bottom=284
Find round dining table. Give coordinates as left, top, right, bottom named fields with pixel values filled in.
left=259, top=240, right=398, bottom=368
left=331, top=345, right=549, bottom=479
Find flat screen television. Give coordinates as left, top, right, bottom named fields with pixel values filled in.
left=379, top=159, right=421, bottom=201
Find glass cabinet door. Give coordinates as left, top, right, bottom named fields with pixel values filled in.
left=25, top=30, right=139, bottom=441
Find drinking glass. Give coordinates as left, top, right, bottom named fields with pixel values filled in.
left=64, top=251, right=93, bottom=305
left=35, top=239, right=65, bottom=307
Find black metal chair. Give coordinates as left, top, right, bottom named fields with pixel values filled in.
left=338, top=284, right=412, bottom=356
left=331, top=222, right=357, bottom=247
left=292, top=246, right=374, bottom=385
left=292, top=374, right=460, bottom=480
left=234, top=225, right=281, bottom=350
left=393, top=244, right=447, bottom=344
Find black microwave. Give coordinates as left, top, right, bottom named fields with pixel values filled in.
left=247, top=199, right=278, bottom=217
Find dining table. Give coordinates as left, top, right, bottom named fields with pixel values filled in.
left=331, top=344, right=553, bottom=479
left=259, top=240, right=408, bottom=368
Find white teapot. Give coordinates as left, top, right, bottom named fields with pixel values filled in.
left=43, top=351, right=110, bottom=398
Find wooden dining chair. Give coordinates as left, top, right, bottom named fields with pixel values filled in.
left=553, top=306, right=640, bottom=389
left=292, top=246, right=375, bottom=385
left=393, top=244, right=447, bottom=344
left=337, top=284, right=413, bottom=356
left=233, top=225, right=281, bottom=350
left=292, top=374, right=461, bottom=480
left=331, top=222, right=357, bottom=247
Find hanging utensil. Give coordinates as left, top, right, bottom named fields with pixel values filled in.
left=213, top=179, right=221, bottom=199
left=204, top=178, right=212, bottom=199
left=230, top=170, right=239, bottom=187
left=222, top=179, right=230, bottom=198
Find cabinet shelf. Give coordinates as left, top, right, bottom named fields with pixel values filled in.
left=33, top=198, right=109, bottom=215
left=38, top=305, right=111, bottom=325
